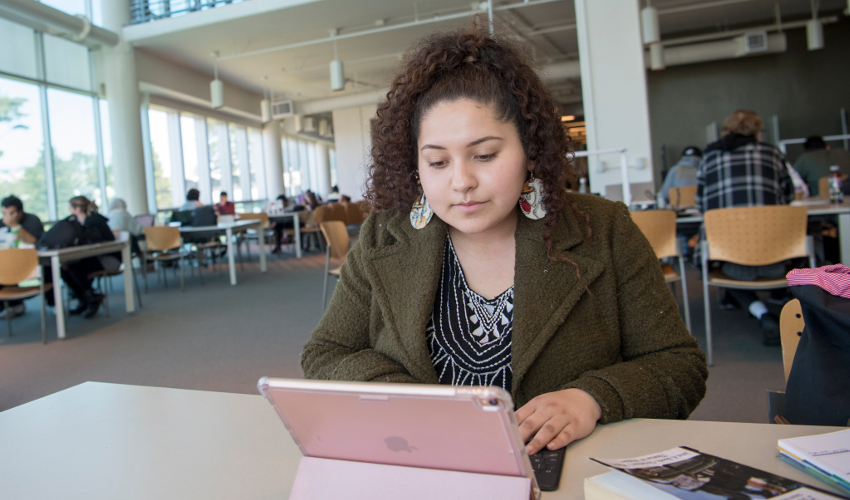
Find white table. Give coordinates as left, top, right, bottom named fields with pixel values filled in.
left=179, top=220, right=267, bottom=286
left=674, top=198, right=850, bottom=264
left=0, top=382, right=842, bottom=500
left=268, top=212, right=303, bottom=259
left=38, top=240, right=133, bottom=340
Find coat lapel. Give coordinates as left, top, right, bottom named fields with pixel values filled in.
left=362, top=215, right=446, bottom=384
left=511, top=211, right=605, bottom=392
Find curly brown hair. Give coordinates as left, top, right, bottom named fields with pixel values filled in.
left=365, top=19, right=587, bottom=258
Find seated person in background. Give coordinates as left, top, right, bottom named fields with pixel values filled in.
left=62, top=196, right=118, bottom=319
left=339, top=194, right=351, bottom=203
left=793, top=136, right=850, bottom=196
left=326, top=185, right=340, bottom=202
left=106, top=198, right=144, bottom=237
left=302, top=23, right=708, bottom=454
left=660, top=146, right=701, bottom=204
left=0, top=195, right=45, bottom=318
left=180, top=188, right=204, bottom=212
left=214, top=191, right=235, bottom=216
left=272, top=194, right=304, bottom=254
left=303, top=190, right=321, bottom=210
left=696, top=109, right=795, bottom=345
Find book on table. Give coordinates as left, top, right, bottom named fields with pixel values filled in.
left=584, top=446, right=847, bottom=500
left=778, top=429, right=850, bottom=495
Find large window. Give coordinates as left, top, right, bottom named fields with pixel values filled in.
left=207, top=118, right=224, bottom=202
left=149, top=108, right=176, bottom=209
left=0, top=9, right=110, bottom=222
left=281, top=136, right=336, bottom=198
left=0, top=78, right=48, bottom=221
left=247, top=128, right=265, bottom=200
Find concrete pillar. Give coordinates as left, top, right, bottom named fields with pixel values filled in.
left=574, top=0, right=654, bottom=196
left=101, top=0, right=150, bottom=214
left=262, top=120, right=284, bottom=199
left=314, top=142, right=331, bottom=198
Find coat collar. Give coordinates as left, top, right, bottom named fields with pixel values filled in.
left=360, top=206, right=605, bottom=391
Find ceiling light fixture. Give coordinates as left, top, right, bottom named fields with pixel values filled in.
left=806, top=0, right=824, bottom=50
left=330, top=37, right=345, bottom=92
left=561, top=115, right=576, bottom=122
left=210, top=51, right=224, bottom=109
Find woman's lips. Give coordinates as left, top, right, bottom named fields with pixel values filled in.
left=455, top=201, right=484, bottom=212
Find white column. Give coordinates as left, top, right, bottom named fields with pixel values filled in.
left=101, top=0, right=149, bottom=214
left=262, top=120, right=284, bottom=199
left=574, top=0, right=654, bottom=196
left=314, top=142, right=331, bottom=198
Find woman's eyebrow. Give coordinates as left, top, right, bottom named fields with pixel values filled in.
left=420, top=136, right=502, bottom=152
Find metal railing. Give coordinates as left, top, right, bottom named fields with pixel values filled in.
left=130, top=0, right=250, bottom=24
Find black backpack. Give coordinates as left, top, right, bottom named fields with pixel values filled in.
left=38, top=217, right=83, bottom=249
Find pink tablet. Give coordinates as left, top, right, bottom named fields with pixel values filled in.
left=258, top=378, right=539, bottom=497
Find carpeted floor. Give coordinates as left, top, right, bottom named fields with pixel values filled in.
left=0, top=246, right=788, bottom=424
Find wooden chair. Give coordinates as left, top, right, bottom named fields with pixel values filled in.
left=300, top=206, right=326, bottom=252
left=324, top=203, right=346, bottom=223
left=238, top=212, right=272, bottom=261
left=319, top=221, right=350, bottom=311
left=630, top=210, right=691, bottom=334
left=779, top=298, right=804, bottom=383
left=144, top=226, right=185, bottom=291
left=668, top=185, right=697, bottom=209
left=88, top=231, right=143, bottom=316
left=818, top=174, right=848, bottom=197
left=341, top=201, right=367, bottom=227
left=701, top=206, right=815, bottom=366
left=0, top=248, right=53, bottom=343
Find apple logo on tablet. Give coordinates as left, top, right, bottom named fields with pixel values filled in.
left=384, top=436, right=417, bottom=453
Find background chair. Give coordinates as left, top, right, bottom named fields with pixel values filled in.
left=630, top=210, right=691, bottom=334
left=779, top=298, right=804, bottom=383
left=88, top=230, right=143, bottom=316
left=668, top=185, right=697, bottom=209
left=238, top=212, right=272, bottom=261
left=0, top=248, right=52, bottom=343
left=701, top=205, right=815, bottom=366
left=300, top=206, right=326, bottom=252
left=144, top=226, right=185, bottom=291
left=319, top=221, right=350, bottom=311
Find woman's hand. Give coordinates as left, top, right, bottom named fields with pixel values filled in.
left=515, top=388, right=602, bottom=455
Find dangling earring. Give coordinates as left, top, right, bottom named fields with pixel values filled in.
left=519, top=173, right=547, bottom=220
left=410, top=192, right=434, bottom=229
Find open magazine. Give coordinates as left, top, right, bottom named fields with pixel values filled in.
left=588, top=447, right=847, bottom=500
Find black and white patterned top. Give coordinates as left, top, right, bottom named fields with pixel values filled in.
left=426, top=236, right=513, bottom=391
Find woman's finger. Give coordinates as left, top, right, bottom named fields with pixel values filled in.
left=525, top=415, right=568, bottom=455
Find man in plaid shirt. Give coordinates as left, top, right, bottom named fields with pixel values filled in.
left=696, top=109, right=795, bottom=345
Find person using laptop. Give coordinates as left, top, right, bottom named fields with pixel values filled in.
left=301, top=21, right=708, bottom=456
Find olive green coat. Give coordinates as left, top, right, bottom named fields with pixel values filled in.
left=301, top=194, right=708, bottom=424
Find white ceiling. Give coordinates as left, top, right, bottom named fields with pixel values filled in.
left=126, top=0, right=847, bottom=105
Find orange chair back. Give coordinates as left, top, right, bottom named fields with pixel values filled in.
left=311, top=205, right=327, bottom=225
left=144, top=226, right=181, bottom=252
left=238, top=212, right=270, bottom=229
left=703, top=206, right=808, bottom=266
left=779, top=299, right=804, bottom=383
left=668, top=185, right=697, bottom=208
left=630, top=210, right=678, bottom=259
left=0, top=248, right=39, bottom=285
left=320, top=221, right=350, bottom=261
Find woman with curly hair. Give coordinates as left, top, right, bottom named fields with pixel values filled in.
left=302, top=22, right=707, bottom=454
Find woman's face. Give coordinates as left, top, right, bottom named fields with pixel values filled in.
left=69, top=205, right=83, bottom=219
left=417, top=99, right=529, bottom=237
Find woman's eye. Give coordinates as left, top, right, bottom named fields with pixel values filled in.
left=476, top=154, right=497, bottom=162
left=429, top=160, right=447, bottom=168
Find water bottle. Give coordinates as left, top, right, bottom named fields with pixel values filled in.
left=829, top=165, right=843, bottom=203
left=578, top=177, right=588, bottom=194
left=10, top=227, right=20, bottom=248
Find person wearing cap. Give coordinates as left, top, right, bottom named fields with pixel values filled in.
left=793, top=136, right=850, bottom=196
left=660, top=146, right=702, bottom=204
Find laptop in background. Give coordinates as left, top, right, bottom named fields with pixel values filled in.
left=134, top=214, right=155, bottom=227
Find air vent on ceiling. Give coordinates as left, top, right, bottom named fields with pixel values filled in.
left=272, top=99, right=294, bottom=119
left=743, top=31, right=768, bottom=54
